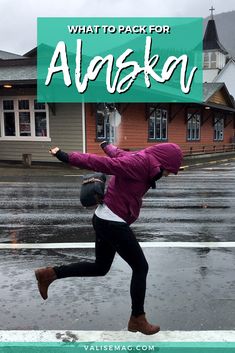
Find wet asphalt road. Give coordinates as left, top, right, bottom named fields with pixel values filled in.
left=0, top=160, right=235, bottom=330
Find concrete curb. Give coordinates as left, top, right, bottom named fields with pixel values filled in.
left=1, top=330, right=235, bottom=342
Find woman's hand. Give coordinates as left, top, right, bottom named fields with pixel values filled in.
left=49, top=147, right=60, bottom=156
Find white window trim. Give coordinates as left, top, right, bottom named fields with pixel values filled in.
left=0, top=137, right=52, bottom=142
left=96, top=109, right=116, bottom=143
left=149, top=108, right=168, bottom=141
left=204, top=51, right=222, bottom=70
left=214, top=116, right=224, bottom=141
left=0, top=96, right=51, bottom=141
left=187, top=113, right=201, bottom=141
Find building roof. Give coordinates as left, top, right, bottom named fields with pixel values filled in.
left=203, top=82, right=235, bottom=111
left=213, top=58, right=235, bottom=82
left=0, top=48, right=36, bottom=85
left=203, top=19, right=228, bottom=54
left=0, top=65, right=36, bottom=84
left=203, top=82, right=224, bottom=101
left=0, top=50, right=26, bottom=60
left=24, top=47, right=37, bottom=58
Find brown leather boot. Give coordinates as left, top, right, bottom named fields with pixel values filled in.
left=128, top=314, right=160, bottom=335
left=35, top=267, right=57, bottom=300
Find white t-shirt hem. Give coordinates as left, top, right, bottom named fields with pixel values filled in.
left=95, top=204, right=126, bottom=223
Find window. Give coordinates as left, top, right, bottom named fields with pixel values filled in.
left=214, top=115, right=224, bottom=141
left=211, top=52, right=217, bottom=69
left=187, top=113, right=201, bottom=141
left=96, top=104, right=116, bottom=143
left=204, top=52, right=217, bottom=69
left=204, top=52, right=210, bottom=69
left=0, top=97, right=50, bottom=140
left=148, top=108, right=168, bottom=141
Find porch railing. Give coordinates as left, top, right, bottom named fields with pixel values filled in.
left=181, top=143, right=235, bottom=156
left=123, top=143, right=235, bottom=156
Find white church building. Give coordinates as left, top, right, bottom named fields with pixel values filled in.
left=203, top=8, right=235, bottom=101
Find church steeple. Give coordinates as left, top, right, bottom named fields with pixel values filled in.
left=203, top=6, right=228, bottom=82
left=209, top=6, right=215, bottom=19
left=203, top=7, right=228, bottom=54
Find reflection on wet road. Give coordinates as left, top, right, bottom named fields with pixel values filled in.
left=0, top=160, right=234, bottom=330
left=1, top=247, right=235, bottom=330
left=0, top=161, right=234, bottom=244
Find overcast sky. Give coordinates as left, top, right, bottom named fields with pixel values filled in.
left=1, top=0, right=234, bottom=55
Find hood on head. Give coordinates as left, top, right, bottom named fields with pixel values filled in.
left=145, top=143, right=183, bottom=176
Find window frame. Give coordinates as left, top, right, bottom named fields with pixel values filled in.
left=148, top=107, right=168, bottom=141
left=95, top=104, right=116, bottom=143
left=0, top=96, right=51, bottom=141
left=213, top=114, right=224, bottom=141
left=187, top=112, right=201, bottom=141
left=204, top=51, right=217, bottom=69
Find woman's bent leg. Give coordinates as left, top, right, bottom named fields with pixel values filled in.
left=54, top=227, right=116, bottom=278
left=35, top=216, right=116, bottom=299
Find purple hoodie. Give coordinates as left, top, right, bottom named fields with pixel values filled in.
left=68, top=143, right=183, bottom=225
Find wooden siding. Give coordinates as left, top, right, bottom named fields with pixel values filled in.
left=0, top=102, right=83, bottom=162
left=86, top=103, right=234, bottom=155
left=86, top=103, right=149, bottom=154
left=208, top=89, right=230, bottom=106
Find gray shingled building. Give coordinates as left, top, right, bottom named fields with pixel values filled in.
left=0, top=48, right=84, bottom=163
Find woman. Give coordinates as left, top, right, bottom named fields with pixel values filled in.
left=35, top=142, right=183, bottom=335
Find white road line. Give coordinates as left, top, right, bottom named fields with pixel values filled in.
left=0, top=242, right=235, bottom=249
left=0, top=330, right=235, bottom=342
left=0, top=182, right=32, bottom=184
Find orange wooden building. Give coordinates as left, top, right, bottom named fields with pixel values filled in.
left=85, top=83, right=235, bottom=156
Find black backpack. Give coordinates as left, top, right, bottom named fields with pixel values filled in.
left=80, top=173, right=106, bottom=207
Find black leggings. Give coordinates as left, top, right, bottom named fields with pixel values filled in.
left=54, top=214, right=149, bottom=317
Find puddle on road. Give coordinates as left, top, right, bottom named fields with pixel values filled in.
left=0, top=226, right=96, bottom=244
